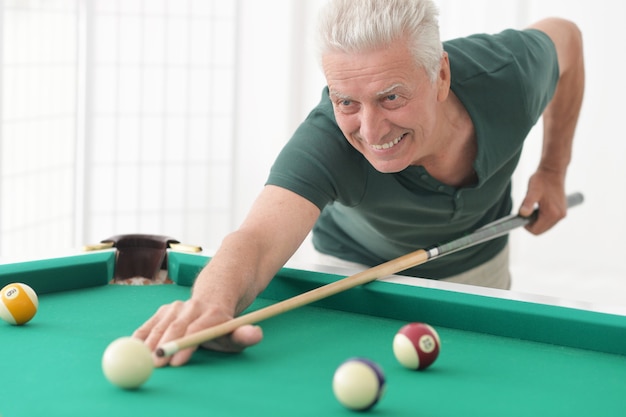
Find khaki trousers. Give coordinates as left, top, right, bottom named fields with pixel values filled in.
left=312, top=244, right=511, bottom=290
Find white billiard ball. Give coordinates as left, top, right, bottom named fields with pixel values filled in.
left=102, top=337, right=154, bottom=389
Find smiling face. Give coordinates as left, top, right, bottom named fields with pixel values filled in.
left=322, top=39, right=450, bottom=173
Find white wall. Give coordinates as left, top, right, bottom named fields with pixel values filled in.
left=511, top=1, right=626, bottom=304
left=232, top=0, right=327, bottom=226
left=0, top=0, right=241, bottom=257
left=0, top=0, right=78, bottom=257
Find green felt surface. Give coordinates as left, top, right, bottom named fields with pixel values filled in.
left=1, top=283, right=625, bottom=417
left=1, top=252, right=626, bottom=416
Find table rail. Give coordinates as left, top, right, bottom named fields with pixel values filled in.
left=168, top=251, right=626, bottom=356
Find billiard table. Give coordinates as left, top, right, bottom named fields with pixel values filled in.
left=1, top=249, right=625, bottom=416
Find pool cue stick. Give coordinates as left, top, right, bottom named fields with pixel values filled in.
left=156, top=192, right=584, bottom=358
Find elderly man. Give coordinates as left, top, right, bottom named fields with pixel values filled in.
left=135, top=0, right=584, bottom=367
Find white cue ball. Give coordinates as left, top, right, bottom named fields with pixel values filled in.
left=102, top=337, right=154, bottom=389
left=332, top=358, right=386, bottom=411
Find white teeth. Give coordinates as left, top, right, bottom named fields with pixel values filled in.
left=371, top=135, right=403, bottom=150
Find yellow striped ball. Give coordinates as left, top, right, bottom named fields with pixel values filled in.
left=0, top=283, right=39, bottom=325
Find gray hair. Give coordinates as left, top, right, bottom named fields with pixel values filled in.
left=317, top=0, right=443, bottom=82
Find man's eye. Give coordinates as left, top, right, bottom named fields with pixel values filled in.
left=334, top=99, right=359, bottom=114
left=382, top=94, right=406, bottom=109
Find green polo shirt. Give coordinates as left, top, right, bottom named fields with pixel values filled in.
left=266, top=28, right=559, bottom=279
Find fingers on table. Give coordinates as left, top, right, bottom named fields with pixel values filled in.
left=132, top=300, right=263, bottom=367
left=133, top=300, right=202, bottom=367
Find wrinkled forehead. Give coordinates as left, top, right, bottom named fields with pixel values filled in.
left=322, top=43, right=430, bottom=95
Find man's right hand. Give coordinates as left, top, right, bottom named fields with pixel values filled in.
left=133, top=298, right=264, bottom=367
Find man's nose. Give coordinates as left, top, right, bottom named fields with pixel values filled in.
left=358, top=107, right=388, bottom=144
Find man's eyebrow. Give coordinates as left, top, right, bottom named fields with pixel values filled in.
left=329, top=84, right=407, bottom=101
left=328, top=89, right=351, bottom=100
left=375, top=83, right=406, bottom=97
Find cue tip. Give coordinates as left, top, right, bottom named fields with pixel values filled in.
left=155, top=341, right=178, bottom=358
